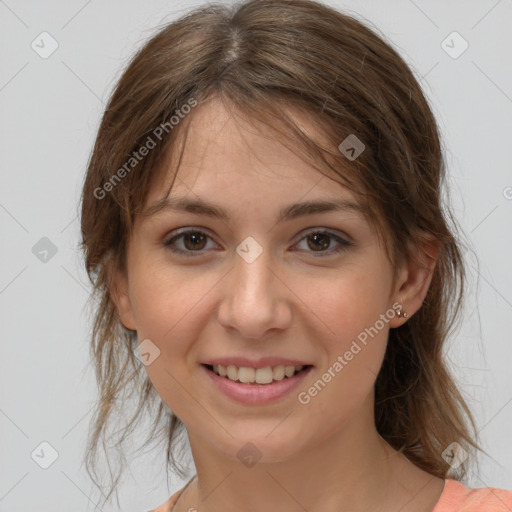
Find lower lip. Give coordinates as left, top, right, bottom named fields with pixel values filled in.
left=201, top=364, right=313, bottom=405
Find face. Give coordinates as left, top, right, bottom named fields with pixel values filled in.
left=112, top=98, right=423, bottom=464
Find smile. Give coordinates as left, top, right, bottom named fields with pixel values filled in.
left=201, top=364, right=314, bottom=404
left=205, top=363, right=309, bottom=384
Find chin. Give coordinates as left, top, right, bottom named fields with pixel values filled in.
left=208, top=428, right=311, bottom=466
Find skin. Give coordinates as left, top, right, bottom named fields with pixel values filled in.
left=111, top=98, right=444, bottom=512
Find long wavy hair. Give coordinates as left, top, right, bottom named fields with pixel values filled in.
left=79, top=0, right=482, bottom=505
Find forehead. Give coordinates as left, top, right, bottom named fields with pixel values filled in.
left=144, top=98, right=360, bottom=211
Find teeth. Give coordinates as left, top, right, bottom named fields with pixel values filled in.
left=211, top=364, right=305, bottom=384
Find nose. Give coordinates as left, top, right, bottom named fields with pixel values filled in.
left=216, top=243, right=292, bottom=340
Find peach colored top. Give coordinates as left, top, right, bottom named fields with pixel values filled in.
left=149, top=477, right=512, bottom=512
left=431, top=478, right=512, bottom=512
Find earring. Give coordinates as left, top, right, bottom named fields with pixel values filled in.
left=397, top=306, right=408, bottom=319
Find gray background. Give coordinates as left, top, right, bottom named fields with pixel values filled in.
left=1, top=0, right=511, bottom=511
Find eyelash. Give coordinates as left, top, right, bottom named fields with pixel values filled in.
left=163, top=228, right=353, bottom=258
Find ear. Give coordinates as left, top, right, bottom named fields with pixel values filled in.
left=104, top=254, right=137, bottom=331
left=388, top=233, right=441, bottom=328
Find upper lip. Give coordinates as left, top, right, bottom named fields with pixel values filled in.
left=202, top=357, right=312, bottom=369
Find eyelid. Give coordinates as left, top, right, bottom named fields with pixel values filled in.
left=164, top=225, right=352, bottom=242
left=295, top=226, right=352, bottom=243
left=163, top=225, right=218, bottom=244
left=163, top=225, right=354, bottom=257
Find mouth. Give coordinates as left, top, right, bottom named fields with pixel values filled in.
left=201, top=362, right=314, bottom=404
left=202, top=363, right=313, bottom=385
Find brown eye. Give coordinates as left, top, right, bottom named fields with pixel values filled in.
left=164, top=229, right=216, bottom=257
left=164, top=228, right=352, bottom=258
left=306, top=233, right=331, bottom=251
left=294, top=230, right=353, bottom=257
left=182, top=231, right=208, bottom=251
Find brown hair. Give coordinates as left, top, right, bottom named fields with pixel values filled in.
left=80, top=0, right=482, bottom=504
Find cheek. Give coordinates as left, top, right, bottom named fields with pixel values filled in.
left=127, top=256, right=238, bottom=397
left=298, top=293, right=390, bottom=431
left=130, top=256, right=200, bottom=331
left=294, top=264, right=392, bottom=398
left=294, top=262, right=392, bottom=345
left=127, top=263, right=211, bottom=413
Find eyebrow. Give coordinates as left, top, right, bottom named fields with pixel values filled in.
left=143, top=196, right=366, bottom=223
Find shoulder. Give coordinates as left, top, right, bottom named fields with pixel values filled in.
left=147, top=477, right=195, bottom=512
left=432, top=478, right=512, bottom=512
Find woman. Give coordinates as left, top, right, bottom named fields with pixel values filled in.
left=79, top=1, right=512, bottom=510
